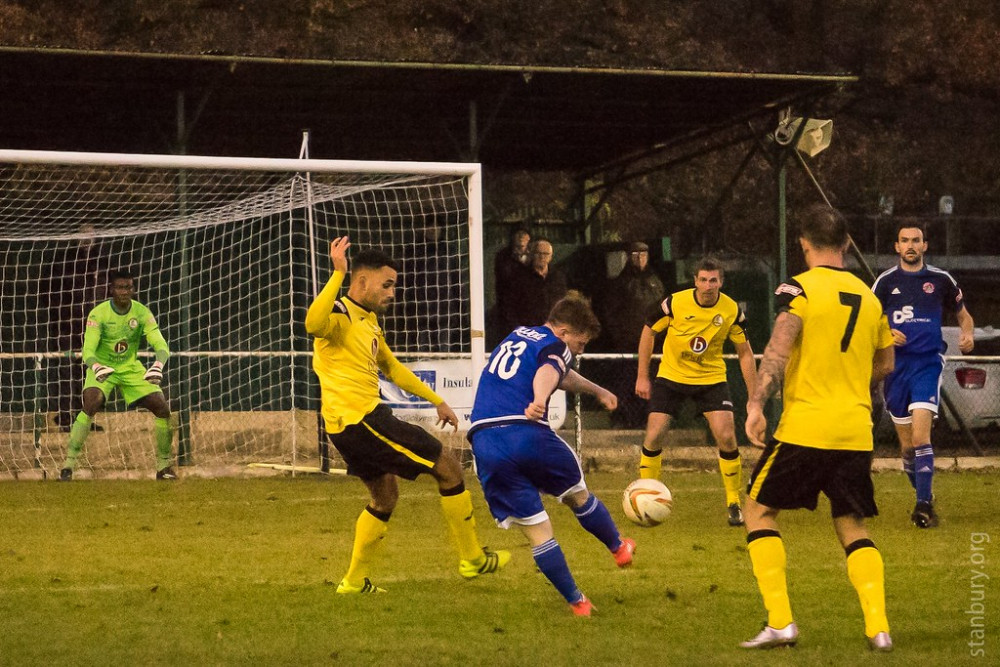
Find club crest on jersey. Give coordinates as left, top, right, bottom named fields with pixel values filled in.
left=922, top=282, right=935, bottom=294
left=712, top=314, right=723, bottom=327
left=114, top=340, right=129, bottom=354
left=128, top=318, right=139, bottom=329
left=689, top=336, right=708, bottom=354
left=371, top=338, right=378, bottom=357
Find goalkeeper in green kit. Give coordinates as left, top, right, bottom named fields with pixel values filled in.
left=59, top=269, right=176, bottom=481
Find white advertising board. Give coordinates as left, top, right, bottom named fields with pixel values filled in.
left=379, top=359, right=567, bottom=431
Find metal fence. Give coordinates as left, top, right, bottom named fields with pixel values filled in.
left=567, top=353, right=1000, bottom=456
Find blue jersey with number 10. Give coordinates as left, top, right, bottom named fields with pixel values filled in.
left=469, top=325, right=572, bottom=433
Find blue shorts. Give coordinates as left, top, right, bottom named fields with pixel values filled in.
left=883, top=353, right=944, bottom=423
left=470, top=422, right=587, bottom=529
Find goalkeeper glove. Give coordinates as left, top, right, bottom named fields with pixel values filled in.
left=144, top=361, right=164, bottom=385
left=91, top=363, right=115, bottom=382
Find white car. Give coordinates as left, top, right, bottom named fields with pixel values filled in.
left=939, top=326, right=1000, bottom=430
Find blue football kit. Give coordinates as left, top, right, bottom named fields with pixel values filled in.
left=872, top=263, right=965, bottom=421
left=469, top=325, right=587, bottom=527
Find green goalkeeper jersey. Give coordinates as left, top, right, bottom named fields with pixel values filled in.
left=83, top=300, right=170, bottom=368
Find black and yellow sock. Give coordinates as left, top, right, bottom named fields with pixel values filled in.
left=440, top=483, right=484, bottom=563
left=718, top=448, right=742, bottom=506
left=747, top=530, right=794, bottom=629
left=343, top=506, right=390, bottom=587
left=846, top=539, right=889, bottom=637
left=639, top=446, right=662, bottom=480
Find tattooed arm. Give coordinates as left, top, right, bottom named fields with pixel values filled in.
left=744, top=312, right=802, bottom=447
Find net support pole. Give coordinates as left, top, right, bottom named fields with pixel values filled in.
left=176, top=91, right=194, bottom=466
left=467, top=165, right=486, bottom=374
left=33, top=354, right=43, bottom=470
left=298, top=132, right=328, bottom=474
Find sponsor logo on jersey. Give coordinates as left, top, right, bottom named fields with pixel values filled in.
left=689, top=336, right=708, bottom=354
left=514, top=326, right=547, bottom=342
left=892, top=305, right=914, bottom=324
left=891, top=287, right=901, bottom=295
left=922, top=282, right=935, bottom=294
left=114, top=340, right=129, bottom=354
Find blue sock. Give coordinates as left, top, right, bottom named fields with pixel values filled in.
left=572, top=493, right=622, bottom=552
left=533, top=539, right=582, bottom=604
left=902, top=453, right=916, bottom=489
left=913, top=445, right=934, bottom=503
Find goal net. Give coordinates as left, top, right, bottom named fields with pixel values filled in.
left=0, top=150, right=485, bottom=480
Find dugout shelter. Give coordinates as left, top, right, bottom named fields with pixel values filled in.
left=0, top=47, right=853, bottom=196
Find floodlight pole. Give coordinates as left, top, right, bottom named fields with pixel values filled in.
left=777, top=157, right=789, bottom=284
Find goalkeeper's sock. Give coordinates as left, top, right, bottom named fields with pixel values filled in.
left=747, top=530, right=794, bottom=630
left=343, top=506, right=390, bottom=588
left=572, top=493, right=622, bottom=552
left=846, top=540, right=889, bottom=637
left=639, top=447, right=662, bottom=479
left=533, top=538, right=581, bottom=604
left=154, top=417, right=173, bottom=471
left=439, top=484, right=484, bottom=563
left=62, top=413, right=93, bottom=469
left=718, top=448, right=743, bottom=507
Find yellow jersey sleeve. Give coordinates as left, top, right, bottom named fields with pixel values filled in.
left=727, top=304, right=749, bottom=345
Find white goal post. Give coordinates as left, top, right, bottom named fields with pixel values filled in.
left=0, top=149, right=485, bottom=479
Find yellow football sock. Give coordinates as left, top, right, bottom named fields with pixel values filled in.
left=847, top=546, right=890, bottom=637
left=639, top=448, right=662, bottom=480
left=440, top=489, right=484, bottom=562
left=748, top=535, right=794, bottom=629
left=718, top=452, right=742, bottom=506
left=343, top=508, right=389, bottom=587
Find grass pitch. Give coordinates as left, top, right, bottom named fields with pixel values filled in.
left=0, top=469, right=995, bottom=665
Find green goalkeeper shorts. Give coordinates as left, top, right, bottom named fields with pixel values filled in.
left=84, top=361, right=163, bottom=405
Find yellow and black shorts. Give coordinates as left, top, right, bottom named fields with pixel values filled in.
left=328, top=404, right=442, bottom=481
left=747, top=439, right=877, bottom=518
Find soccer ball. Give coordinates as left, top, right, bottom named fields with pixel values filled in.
left=622, top=478, right=673, bottom=527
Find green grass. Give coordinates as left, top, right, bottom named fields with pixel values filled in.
left=0, top=470, right=996, bottom=665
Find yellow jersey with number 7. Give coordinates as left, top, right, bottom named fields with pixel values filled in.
left=772, top=266, right=894, bottom=451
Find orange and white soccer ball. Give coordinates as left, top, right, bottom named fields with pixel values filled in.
left=622, top=478, right=673, bottom=527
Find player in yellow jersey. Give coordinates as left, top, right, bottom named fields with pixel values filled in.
left=634, top=257, right=757, bottom=526
left=305, top=236, right=509, bottom=594
left=741, top=204, right=895, bottom=652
